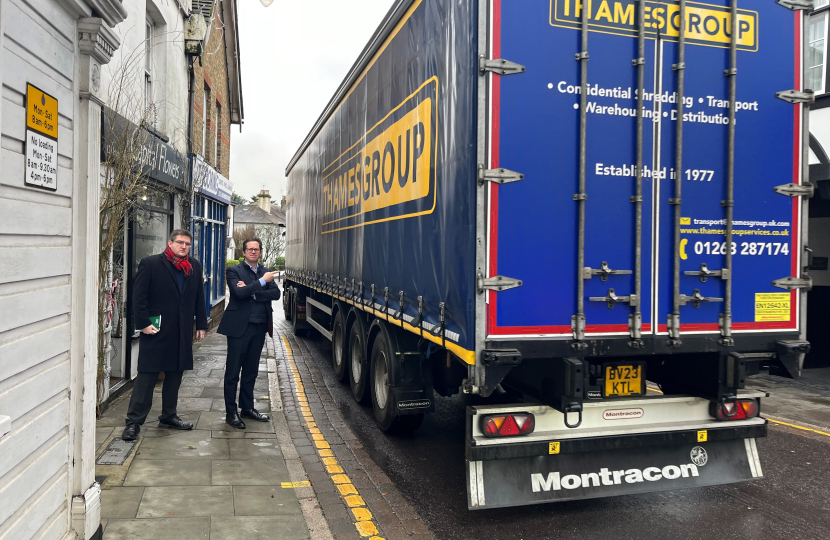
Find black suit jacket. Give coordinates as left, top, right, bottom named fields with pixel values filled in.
left=217, top=263, right=281, bottom=338
left=134, top=253, right=208, bottom=372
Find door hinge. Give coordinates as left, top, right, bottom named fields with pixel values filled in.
left=477, top=274, right=522, bottom=294
left=772, top=275, right=813, bottom=291
left=776, top=89, right=815, bottom=104
left=774, top=182, right=814, bottom=198
left=478, top=166, right=524, bottom=186
left=684, top=263, right=730, bottom=282
left=776, top=0, right=814, bottom=11
left=479, top=55, right=526, bottom=76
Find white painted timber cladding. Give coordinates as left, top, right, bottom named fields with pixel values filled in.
left=0, top=0, right=75, bottom=537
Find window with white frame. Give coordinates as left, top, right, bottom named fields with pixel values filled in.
left=817, top=0, right=829, bottom=9
left=809, top=13, right=828, bottom=94
left=145, top=18, right=154, bottom=117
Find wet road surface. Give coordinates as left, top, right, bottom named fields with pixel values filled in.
left=292, top=330, right=830, bottom=540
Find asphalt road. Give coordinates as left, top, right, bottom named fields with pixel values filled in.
left=291, top=328, right=830, bottom=540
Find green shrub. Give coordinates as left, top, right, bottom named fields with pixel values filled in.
left=226, top=259, right=241, bottom=267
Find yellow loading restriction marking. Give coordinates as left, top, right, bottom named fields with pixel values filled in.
left=356, top=521, right=380, bottom=537
left=345, top=495, right=366, bottom=507
left=281, top=481, right=311, bottom=488
left=698, top=430, right=708, bottom=442
left=352, top=508, right=373, bottom=521
left=549, top=442, right=561, bottom=455
left=281, top=335, right=385, bottom=539
left=337, top=484, right=359, bottom=496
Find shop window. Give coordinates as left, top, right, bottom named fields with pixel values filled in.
left=191, top=195, right=228, bottom=316
left=131, top=187, right=173, bottom=335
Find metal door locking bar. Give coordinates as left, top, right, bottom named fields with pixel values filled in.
left=685, top=263, right=730, bottom=283
left=679, top=289, right=723, bottom=309
left=583, top=262, right=632, bottom=282
left=589, top=289, right=639, bottom=309
left=572, top=3, right=590, bottom=341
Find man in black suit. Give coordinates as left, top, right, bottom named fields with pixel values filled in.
left=217, top=237, right=281, bottom=429
left=122, top=229, right=208, bottom=441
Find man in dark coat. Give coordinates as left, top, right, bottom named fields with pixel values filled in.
left=122, top=229, right=208, bottom=440
left=217, top=237, right=281, bottom=429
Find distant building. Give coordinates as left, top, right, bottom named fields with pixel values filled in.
left=234, top=190, right=285, bottom=267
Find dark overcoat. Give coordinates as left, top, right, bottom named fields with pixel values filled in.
left=217, top=263, right=281, bottom=338
left=133, top=253, right=208, bottom=372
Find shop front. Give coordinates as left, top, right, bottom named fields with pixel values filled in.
left=191, top=153, right=233, bottom=327
left=101, top=108, right=188, bottom=399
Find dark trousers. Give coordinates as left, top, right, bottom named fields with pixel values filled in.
left=224, top=322, right=267, bottom=414
left=125, top=370, right=184, bottom=426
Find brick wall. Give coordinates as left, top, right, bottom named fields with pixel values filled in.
left=193, top=9, right=232, bottom=178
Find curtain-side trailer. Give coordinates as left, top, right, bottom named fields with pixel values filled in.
left=283, top=0, right=812, bottom=509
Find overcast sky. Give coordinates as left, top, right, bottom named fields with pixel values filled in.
left=228, top=0, right=396, bottom=203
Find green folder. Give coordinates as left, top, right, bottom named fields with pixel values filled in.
left=149, top=314, right=161, bottom=330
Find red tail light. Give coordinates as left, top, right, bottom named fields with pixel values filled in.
left=297, top=305, right=306, bottom=312
left=481, top=413, right=535, bottom=437
left=710, top=399, right=760, bottom=421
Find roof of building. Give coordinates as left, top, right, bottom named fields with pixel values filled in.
left=270, top=206, right=286, bottom=224
left=234, top=204, right=283, bottom=226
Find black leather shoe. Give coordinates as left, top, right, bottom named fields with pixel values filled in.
left=122, top=424, right=140, bottom=441
left=159, top=416, right=194, bottom=430
left=227, top=412, right=246, bottom=429
left=241, top=409, right=270, bottom=422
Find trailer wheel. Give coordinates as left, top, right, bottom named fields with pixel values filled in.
left=292, top=296, right=305, bottom=336
left=332, top=309, right=347, bottom=381
left=348, top=316, right=369, bottom=403
left=283, top=288, right=292, bottom=321
left=370, top=330, right=424, bottom=434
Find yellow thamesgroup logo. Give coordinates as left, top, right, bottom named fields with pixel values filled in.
left=321, top=78, right=437, bottom=234
left=551, top=0, right=758, bottom=52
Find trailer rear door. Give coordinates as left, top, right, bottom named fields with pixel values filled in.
left=485, top=0, right=804, bottom=341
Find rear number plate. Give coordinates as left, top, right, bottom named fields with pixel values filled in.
left=604, top=364, right=644, bottom=397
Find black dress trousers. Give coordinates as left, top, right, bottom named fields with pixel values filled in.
left=126, top=370, right=184, bottom=426
left=224, top=322, right=268, bottom=413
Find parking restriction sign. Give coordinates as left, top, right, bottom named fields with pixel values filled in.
left=24, top=84, right=59, bottom=191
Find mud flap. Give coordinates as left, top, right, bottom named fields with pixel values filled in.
left=467, top=438, right=763, bottom=509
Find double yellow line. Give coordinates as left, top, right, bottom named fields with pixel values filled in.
left=282, top=336, right=385, bottom=539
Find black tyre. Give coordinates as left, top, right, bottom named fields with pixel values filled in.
left=284, top=288, right=292, bottom=321
left=292, top=296, right=306, bottom=336
left=348, top=316, right=369, bottom=403
left=370, top=329, right=424, bottom=434
left=332, top=308, right=347, bottom=381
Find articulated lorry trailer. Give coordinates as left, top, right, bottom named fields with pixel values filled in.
left=283, top=0, right=812, bottom=509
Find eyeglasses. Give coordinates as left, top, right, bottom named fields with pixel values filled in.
left=173, top=240, right=192, bottom=247
left=245, top=248, right=261, bottom=252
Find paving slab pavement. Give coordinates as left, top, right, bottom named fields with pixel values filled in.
left=96, top=331, right=319, bottom=540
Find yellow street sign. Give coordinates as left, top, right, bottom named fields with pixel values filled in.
left=26, top=84, right=58, bottom=139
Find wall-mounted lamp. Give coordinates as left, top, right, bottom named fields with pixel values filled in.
left=260, top=0, right=275, bottom=6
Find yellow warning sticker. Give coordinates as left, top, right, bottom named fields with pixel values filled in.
left=549, top=442, right=561, bottom=455
left=697, top=430, right=708, bottom=442
left=755, top=293, right=791, bottom=322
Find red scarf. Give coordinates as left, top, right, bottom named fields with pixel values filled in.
left=164, top=246, right=192, bottom=276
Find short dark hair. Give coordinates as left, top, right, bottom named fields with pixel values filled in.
left=243, top=238, right=262, bottom=252
left=169, top=229, right=193, bottom=242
